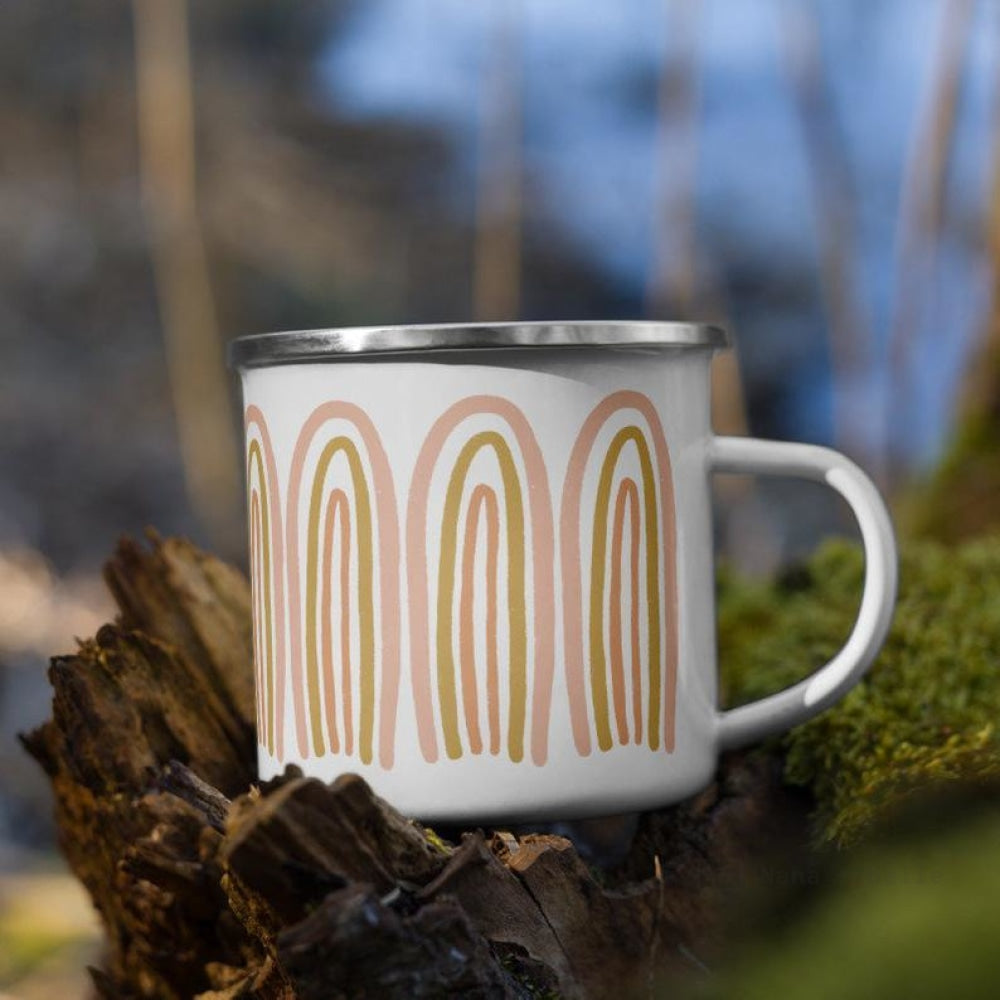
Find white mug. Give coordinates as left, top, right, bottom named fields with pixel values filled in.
left=230, top=322, right=897, bottom=821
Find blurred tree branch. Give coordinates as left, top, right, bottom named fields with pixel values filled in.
left=647, top=0, right=747, bottom=440
left=965, top=42, right=1000, bottom=416
left=473, top=0, right=523, bottom=321
left=904, top=23, right=1000, bottom=542
left=132, top=0, right=241, bottom=554
left=779, top=0, right=875, bottom=471
left=646, top=0, right=700, bottom=319
left=887, top=0, right=974, bottom=479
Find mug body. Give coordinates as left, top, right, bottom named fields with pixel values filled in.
left=234, top=323, right=726, bottom=821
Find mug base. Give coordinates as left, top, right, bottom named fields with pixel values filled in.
left=259, top=745, right=719, bottom=825
left=401, top=766, right=717, bottom=825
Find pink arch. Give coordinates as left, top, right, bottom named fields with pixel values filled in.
left=286, top=403, right=401, bottom=768
left=407, top=395, right=555, bottom=765
left=459, top=484, right=501, bottom=757
left=320, top=489, right=351, bottom=755
left=250, top=491, right=265, bottom=746
left=244, top=406, right=287, bottom=760
left=561, top=391, right=679, bottom=755
left=609, top=477, right=640, bottom=747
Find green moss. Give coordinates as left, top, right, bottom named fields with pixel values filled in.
left=699, top=807, right=1000, bottom=1000
left=902, top=411, right=1000, bottom=544
left=497, top=950, right=562, bottom=1000
left=422, top=827, right=452, bottom=855
left=0, top=913, right=96, bottom=988
left=718, top=536, right=1000, bottom=847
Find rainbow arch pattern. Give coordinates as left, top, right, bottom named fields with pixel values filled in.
left=247, top=402, right=401, bottom=769
left=285, top=402, right=401, bottom=768
left=406, top=395, right=556, bottom=765
left=245, top=388, right=678, bottom=771
left=245, top=405, right=286, bottom=760
left=560, top=391, right=679, bottom=756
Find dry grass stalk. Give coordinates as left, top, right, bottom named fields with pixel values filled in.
left=472, top=0, right=523, bottom=321
left=779, top=0, right=875, bottom=468
left=886, top=0, right=975, bottom=478
left=132, top=0, right=241, bottom=552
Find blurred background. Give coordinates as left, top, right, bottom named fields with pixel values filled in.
left=1, top=0, right=998, bottom=993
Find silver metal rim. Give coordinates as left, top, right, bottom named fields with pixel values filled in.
left=228, top=321, right=729, bottom=369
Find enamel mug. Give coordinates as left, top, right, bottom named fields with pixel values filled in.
left=229, top=322, right=897, bottom=821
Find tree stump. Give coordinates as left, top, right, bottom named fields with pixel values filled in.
left=22, top=534, right=808, bottom=999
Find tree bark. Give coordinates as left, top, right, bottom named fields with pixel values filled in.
left=23, top=534, right=807, bottom=999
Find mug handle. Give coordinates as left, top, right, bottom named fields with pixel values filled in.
left=710, top=436, right=898, bottom=750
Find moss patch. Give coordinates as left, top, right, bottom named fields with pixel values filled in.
left=422, top=827, right=452, bottom=855
left=718, top=537, right=1000, bottom=847
left=699, top=806, right=1000, bottom=1000
left=902, top=410, right=1000, bottom=544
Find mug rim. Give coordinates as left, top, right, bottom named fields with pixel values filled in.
left=228, top=320, right=730, bottom=370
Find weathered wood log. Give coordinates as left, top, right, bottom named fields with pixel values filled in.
left=22, top=533, right=808, bottom=999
